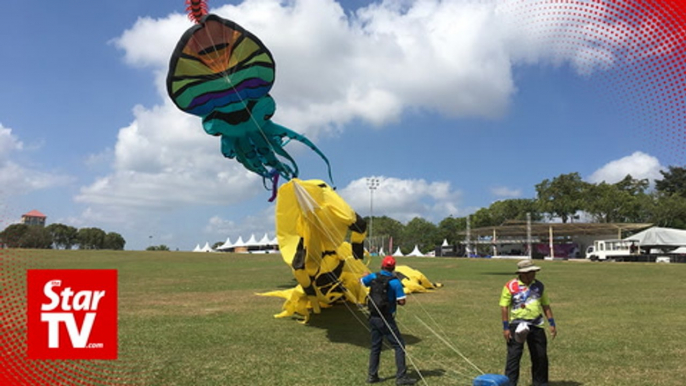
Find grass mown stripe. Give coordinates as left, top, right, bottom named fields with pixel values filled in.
left=6, top=249, right=685, bottom=386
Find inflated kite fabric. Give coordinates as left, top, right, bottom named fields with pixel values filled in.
left=167, top=14, right=333, bottom=190
left=259, top=178, right=442, bottom=322
left=261, top=179, right=367, bottom=321
left=395, top=265, right=443, bottom=293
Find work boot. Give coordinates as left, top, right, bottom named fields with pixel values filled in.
left=366, top=374, right=381, bottom=383
left=396, top=376, right=417, bottom=385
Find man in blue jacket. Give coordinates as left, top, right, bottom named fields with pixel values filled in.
left=361, top=256, right=417, bottom=385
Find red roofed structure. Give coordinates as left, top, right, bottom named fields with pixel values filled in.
left=21, top=210, right=47, bottom=227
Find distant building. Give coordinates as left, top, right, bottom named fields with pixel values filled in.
left=21, top=210, right=47, bottom=227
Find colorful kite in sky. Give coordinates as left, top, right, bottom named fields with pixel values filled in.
left=167, top=1, right=333, bottom=197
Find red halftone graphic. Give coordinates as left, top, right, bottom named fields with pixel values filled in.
left=503, top=0, right=686, bottom=163
left=1, top=252, right=150, bottom=385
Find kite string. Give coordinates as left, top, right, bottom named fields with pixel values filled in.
left=280, top=184, right=485, bottom=383
left=393, top=270, right=488, bottom=380
left=290, top=189, right=437, bottom=381
left=389, top=296, right=483, bottom=384
left=402, top=286, right=482, bottom=365
left=414, top=315, right=485, bottom=375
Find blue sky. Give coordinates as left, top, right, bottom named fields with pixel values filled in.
left=1, top=0, right=678, bottom=250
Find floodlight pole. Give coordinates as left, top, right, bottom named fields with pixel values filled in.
left=465, top=215, right=471, bottom=257
left=527, top=212, right=532, bottom=259
left=367, top=177, right=380, bottom=253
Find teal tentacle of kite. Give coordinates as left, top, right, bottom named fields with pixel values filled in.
left=166, top=11, right=334, bottom=193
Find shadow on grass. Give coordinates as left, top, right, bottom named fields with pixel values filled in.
left=550, top=381, right=583, bottom=386
left=272, top=279, right=300, bottom=289
left=414, top=368, right=446, bottom=380
left=306, top=305, right=422, bottom=349
left=374, top=369, right=447, bottom=384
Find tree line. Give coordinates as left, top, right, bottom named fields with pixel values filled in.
left=0, top=223, right=126, bottom=250
left=367, top=166, right=686, bottom=254
left=7, top=166, right=685, bottom=253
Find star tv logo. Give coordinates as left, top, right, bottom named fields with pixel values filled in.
left=27, top=269, right=118, bottom=360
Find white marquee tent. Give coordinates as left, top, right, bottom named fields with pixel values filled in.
left=216, top=237, right=233, bottom=251
left=244, top=234, right=259, bottom=247
left=200, top=234, right=279, bottom=253
left=258, top=233, right=271, bottom=245
left=232, top=236, right=246, bottom=248
left=407, top=245, right=425, bottom=257
left=199, top=242, right=214, bottom=252
left=624, top=227, right=686, bottom=247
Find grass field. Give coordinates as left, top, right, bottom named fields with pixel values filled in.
left=4, top=249, right=686, bottom=385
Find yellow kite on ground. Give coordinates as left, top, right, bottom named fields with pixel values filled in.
left=259, top=178, right=441, bottom=322
left=396, top=265, right=444, bottom=293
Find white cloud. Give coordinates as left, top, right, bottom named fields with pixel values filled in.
left=84, top=148, right=114, bottom=169
left=111, top=0, right=630, bottom=138
left=491, top=186, right=522, bottom=198
left=76, top=103, right=263, bottom=210
left=205, top=216, right=238, bottom=237
left=91, top=0, right=645, bottom=218
left=204, top=208, right=275, bottom=241
left=113, top=14, right=191, bottom=69
left=338, top=176, right=464, bottom=223
left=0, top=125, right=73, bottom=196
left=587, top=151, right=663, bottom=184
left=0, top=125, right=23, bottom=158
left=93, top=0, right=523, bottom=223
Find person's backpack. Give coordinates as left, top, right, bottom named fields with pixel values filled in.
left=367, top=273, right=394, bottom=317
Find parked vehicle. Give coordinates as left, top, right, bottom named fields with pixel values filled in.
left=585, top=239, right=639, bottom=261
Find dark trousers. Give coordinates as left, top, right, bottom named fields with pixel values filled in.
left=505, top=324, right=548, bottom=386
left=368, top=315, right=407, bottom=379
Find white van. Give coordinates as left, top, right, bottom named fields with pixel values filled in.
left=585, top=239, right=638, bottom=261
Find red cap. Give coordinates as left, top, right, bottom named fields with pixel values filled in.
left=381, top=256, right=396, bottom=269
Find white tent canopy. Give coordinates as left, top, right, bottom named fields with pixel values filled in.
left=624, top=227, right=686, bottom=247
left=200, top=242, right=214, bottom=252
left=216, top=237, right=232, bottom=251
left=232, top=236, right=245, bottom=248
left=407, top=245, right=424, bottom=257
left=258, top=233, right=271, bottom=246
left=245, top=234, right=259, bottom=247
left=210, top=234, right=279, bottom=253
left=193, top=244, right=201, bottom=252
left=392, top=247, right=404, bottom=257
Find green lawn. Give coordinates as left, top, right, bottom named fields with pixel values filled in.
left=4, top=249, right=686, bottom=385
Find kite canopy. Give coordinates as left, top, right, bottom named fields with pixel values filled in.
left=270, top=179, right=367, bottom=319
left=395, top=265, right=443, bottom=293
left=167, top=14, right=274, bottom=117
left=167, top=13, right=334, bottom=190
left=259, top=179, right=442, bottom=322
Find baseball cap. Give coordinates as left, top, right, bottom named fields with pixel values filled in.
left=381, top=256, right=396, bottom=269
